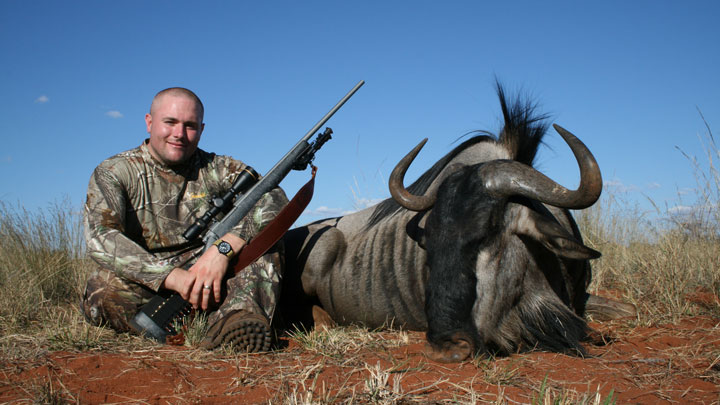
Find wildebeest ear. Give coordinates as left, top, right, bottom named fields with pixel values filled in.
left=512, top=208, right=601, bottom=260
left=406, top=211, right=428, bottom=249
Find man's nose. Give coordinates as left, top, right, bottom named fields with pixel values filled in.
left=172, top=124, right=187, bottom=138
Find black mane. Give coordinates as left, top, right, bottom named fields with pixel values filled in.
left=365, top=83, right=549, bottom=228
left=495, top=83, right=549, bottom=166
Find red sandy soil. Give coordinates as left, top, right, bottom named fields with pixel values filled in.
left=2, top=309, right=719, bottom=403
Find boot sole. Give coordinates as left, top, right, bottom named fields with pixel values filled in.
left=203, top=314, right=271, bottom=352
left=222, top=318, right=272, bottom=352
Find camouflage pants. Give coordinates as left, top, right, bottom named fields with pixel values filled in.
left=81, top=246, right=284, bottom=334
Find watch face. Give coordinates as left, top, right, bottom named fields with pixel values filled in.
left=217, top=241, right=232, bottom=255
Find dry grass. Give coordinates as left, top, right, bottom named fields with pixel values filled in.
left=0, top=117, right=718, bottom=403
left=580, top=201, right=720, bottom=323
left=0, top=200, right=87, bottom=332
left=576, top=117, right=720, bottom=324
left=288, top=324, right=410, bottom=360
left=532, top=376, right=617, bottom=405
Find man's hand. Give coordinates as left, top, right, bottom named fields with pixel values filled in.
left=161, top=255, right=228, bottom=310
left=187, top=247, right=230, bottom=310
left=177, top=234, right=245, bottom=310
left=161, top=267, right=196, bottom=301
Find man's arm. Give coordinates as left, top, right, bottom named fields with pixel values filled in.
left=84, top=165, right=188, bottom=291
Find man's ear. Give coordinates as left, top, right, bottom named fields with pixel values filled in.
left=145, top=113, right=153, bottom=134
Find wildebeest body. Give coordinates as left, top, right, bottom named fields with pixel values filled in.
left=283, top=208, right=431, bottom=330
left=280, top=85, right=603, bottom=362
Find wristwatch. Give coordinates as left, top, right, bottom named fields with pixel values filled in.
left=212, top=239, right=235, bottom=259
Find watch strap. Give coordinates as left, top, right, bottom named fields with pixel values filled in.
left=212, top=239, right=235, bottom=259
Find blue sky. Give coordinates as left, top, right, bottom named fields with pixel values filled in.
left=1, top=1, right=718, bottom=225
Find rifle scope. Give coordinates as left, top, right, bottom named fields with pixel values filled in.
left=182, top=166, right=259, bottom=241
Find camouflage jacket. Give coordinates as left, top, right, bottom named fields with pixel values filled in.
left=84, top=140, right=288, bottom=291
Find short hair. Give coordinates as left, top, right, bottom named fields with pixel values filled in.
left=150, top=87, right=204, bottom=121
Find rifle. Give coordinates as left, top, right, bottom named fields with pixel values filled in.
left=129, top=80, right=365, bottom=342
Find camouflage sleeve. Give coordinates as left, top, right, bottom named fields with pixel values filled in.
left=83, top=166, right=180, bottom=291
left=229, top=186, right=289, bottom=241
left=211, top=155, right=289, bottom=242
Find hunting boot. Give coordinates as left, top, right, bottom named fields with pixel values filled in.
left=200, top=310, right=272, bottom=352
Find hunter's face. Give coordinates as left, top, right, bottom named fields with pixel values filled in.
left=145, top=94, right=204, bottom=166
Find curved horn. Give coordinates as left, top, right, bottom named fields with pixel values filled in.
left=389, top=138, right=467, bottom=211
left=480, top=124, right=602, bottom=209
left=388, top=138, right=436, bottom=211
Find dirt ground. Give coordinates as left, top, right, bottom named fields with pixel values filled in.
left=2, top=305, right=719, bottom=403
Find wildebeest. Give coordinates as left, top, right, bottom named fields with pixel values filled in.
left=279, top=85, right=632, bottom=362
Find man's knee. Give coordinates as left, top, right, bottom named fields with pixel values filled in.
left=81, top=266, right=152, bottom=333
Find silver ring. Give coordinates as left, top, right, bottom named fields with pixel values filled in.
left=203, top=285, right=211, bottom=290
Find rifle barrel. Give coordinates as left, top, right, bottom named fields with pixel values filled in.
left=201, top=80, right=364, bottom=248
left=254, top=80, right=365, bottom=192
left=300, top=80, right=365, bottom=143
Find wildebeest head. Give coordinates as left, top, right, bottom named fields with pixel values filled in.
left=386, top=87, right=603, bottom=361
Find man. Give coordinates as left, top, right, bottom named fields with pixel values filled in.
left=81, top=87, right=288, bottom=352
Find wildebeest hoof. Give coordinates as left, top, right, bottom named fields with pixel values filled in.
left=311, top=305, right=336, bottom=330
left=584, top=327, right=614, bottom=346
left=585, top=294, right=637, bottom=321
left=424, top=333, right=474, bottom=363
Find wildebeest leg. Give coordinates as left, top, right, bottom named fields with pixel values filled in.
left=277, top=227, right=316, bottom=330
left=581, top=295, right=636, bottom=347
left=312, top=305, right=335, bottom=330
left=278, top=224, right=343, bottom=331
left=585, top=294, right=637, bottom=320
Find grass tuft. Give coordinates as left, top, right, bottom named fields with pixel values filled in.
left=577, top=115, right=720, bottom=323
left=0, top=199, right=88, bottom=333
left=288, top=324, right=407, bottom=360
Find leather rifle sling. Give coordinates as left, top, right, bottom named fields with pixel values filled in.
left=232, top=166, right=317, bottom=274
